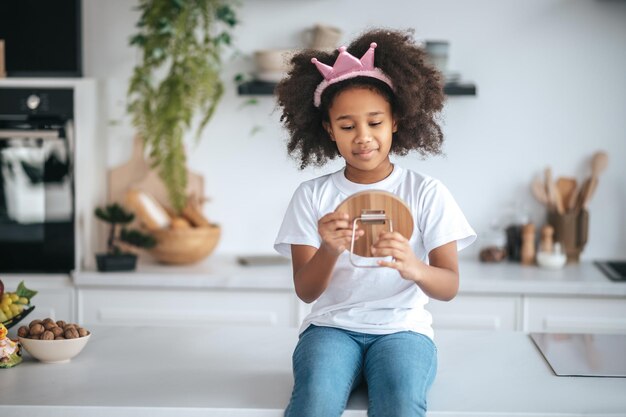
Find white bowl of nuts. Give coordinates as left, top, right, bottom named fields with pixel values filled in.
left=18, top=318, right=91, bottom=364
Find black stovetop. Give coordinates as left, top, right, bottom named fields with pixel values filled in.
left=595, top=261, right=626, bottom=282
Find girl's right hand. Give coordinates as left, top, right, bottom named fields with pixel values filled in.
left=318, top=212, right=363, bottom=256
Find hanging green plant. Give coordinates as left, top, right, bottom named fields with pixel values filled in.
left=127, top=0, right=238, bottom=212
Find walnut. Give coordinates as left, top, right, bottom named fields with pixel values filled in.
left=17, top=326, right=29, bottom=338
left=42, top=318, right=55, bottom=325
left=29, top=334, right=40, bottom=340
left=29, top=319, right=43, bottom=328
left=43, top=321, right=57, bottom=330
left=41, top=330, right=54, bottom=340
left=77, top=327, right=89, bottom=337
left=64, top=328, right=79, bottom=339
left=29, top=323, right=45, bottom=336
left=54, top=336, right=66, bottom=340
left=56, top=320, right=67, bottom=328
left=51, top=327, right=64, bottom=337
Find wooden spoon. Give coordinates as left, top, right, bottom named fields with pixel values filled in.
left=556, top=177, right=577, bottom=212
left=566, top=183, right=580, bottom=212
left=580, top=151, right=609, bottom=209
left=544, top=167, right=564, bottom=214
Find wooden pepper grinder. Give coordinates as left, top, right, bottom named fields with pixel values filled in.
left=539, top=224, right=554, bottom=254
left=0, top=40, right=6, bottom=78
left=521, top=223, right=536, bottom=265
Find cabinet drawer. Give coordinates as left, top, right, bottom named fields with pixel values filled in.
left=31, top=288, right=76, bottom=323
left=525, top=296, right=626, bottom=334
left=78, top=288, right=299, bottom=327
left=428, top=295, right=521, bottom=331
left=299, top=295, right=522, bottom=331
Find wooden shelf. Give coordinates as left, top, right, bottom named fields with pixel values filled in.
left=237, top=80, right=477, bottom=97
left=443, top=82, right=477, bottom=96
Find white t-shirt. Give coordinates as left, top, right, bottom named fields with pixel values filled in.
left=274, top=165, right=476, bottom=339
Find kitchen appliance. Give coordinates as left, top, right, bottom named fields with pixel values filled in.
left=0, top=0, right=82, bottom=77
left=595, top=261, right=626, bottom=282
left=0, top=87, right=75, bottom=272
left=530, top=333, right=626, bottom=377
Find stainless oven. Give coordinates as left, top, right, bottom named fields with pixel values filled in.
left=0, top=88, right=74, bottom=272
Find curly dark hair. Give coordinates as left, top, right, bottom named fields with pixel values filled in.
left=275, top=28, right=445, bottom=169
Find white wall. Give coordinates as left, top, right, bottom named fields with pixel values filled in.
left=82, top=0, right=626, bottom=260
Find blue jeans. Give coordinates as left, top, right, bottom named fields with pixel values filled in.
left=285, top=325, right=437, bottom=417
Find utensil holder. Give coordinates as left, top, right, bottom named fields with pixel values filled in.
left=547, top=209, right=589, bottom=263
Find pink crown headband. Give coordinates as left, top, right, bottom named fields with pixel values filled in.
left=311, top=42, right=394, bottom=107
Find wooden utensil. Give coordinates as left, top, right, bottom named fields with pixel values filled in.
left=566, top=183, right=580, bottom=212
left=556, top=177, right=577, bottom=212
left=580, top=151, right=609, bottom=209
left=335, top=190, right=413, bottom=264
left=544, top=167, right=564, bottom=214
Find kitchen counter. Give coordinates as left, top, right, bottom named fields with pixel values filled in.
left=4, top=258, right=624, bottom=334
left=1, top=326, right=625, bottom=417
left=71, top=256, right=626, bottom=297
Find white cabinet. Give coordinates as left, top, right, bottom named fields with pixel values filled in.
left=74, top=289, right=626, bottom=332
left=30, top=287, right=76, bottom=323
left=278, top=293, right=626, bottom=333
left=428, top=294, right=626, bottom=333
left=78, top=288, right=300, bottom=328
left=524, top=296, right=626, bottom=334
left=296, top=294, right=523, bottom=331
left=70, top=260, right=626, bottom=332
left=428, top=295, right=522, bottom=331
left=297, top=300, right=312, bottom=326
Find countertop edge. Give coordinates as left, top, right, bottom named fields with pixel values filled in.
left=3, top=257, right=624, bottom=297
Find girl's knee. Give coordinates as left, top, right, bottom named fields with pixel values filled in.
left=369, top=391, right=428, bottom=417
left=286, top=377, right=351, bottom=417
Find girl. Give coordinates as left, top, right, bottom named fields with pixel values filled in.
left=274, top=29, right=476, bottom=417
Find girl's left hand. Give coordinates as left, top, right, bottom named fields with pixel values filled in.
left=371, top=231, right=424, bottom=282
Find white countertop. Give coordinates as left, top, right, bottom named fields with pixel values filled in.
left=456, top=259, right=626, bottom=296
left=68, top=256, right=626, bottom=297
left=73, top=256, right=294, bottom=291
left=1, top=326, right=625, bottom=417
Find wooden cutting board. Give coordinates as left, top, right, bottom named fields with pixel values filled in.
left=108, top=135, right=205, bottom=212
left=132, top=169, right=205, bottom=213
left=335, top=190, right=413, bottom=258
left=108, top=135, right=150, bottom=205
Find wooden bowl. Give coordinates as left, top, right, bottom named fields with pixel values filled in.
left=150, top=225, right=221, bottom=264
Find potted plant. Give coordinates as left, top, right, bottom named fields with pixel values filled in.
left=127, top=0, right=238, bottom=213
left=94, top=204, right=156, bottom=272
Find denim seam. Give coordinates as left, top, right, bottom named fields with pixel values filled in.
left=342, top=365, right=362, bottom=411
left=421, top=342, right=437, bottom=404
